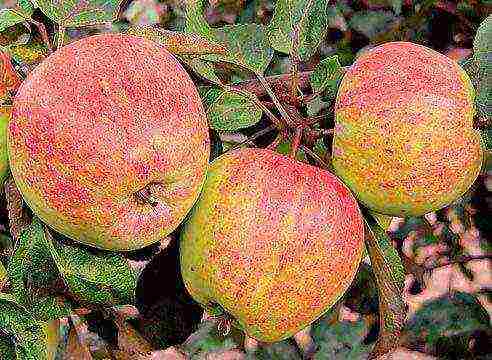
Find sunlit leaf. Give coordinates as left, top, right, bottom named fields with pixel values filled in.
left=208, top=23, right=273, bottom=74
left=36, top=0, right=124, bottom=27
left=127, top=25, right=226, bottom=55
left=184, top=0, right=214, bottom=39
left=267, top=0, right=329, bottom=61
left=0, top=261, right=6, bottom=290
left=0, top=8, right=29, bottom=33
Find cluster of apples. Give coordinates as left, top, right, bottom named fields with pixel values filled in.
left=5, top=34, right=482, bottom=342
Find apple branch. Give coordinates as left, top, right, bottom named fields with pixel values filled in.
left=257, top=73, right=295, bottom=128
left=228, top=124, right=277, bottom=152
left=235, top=71, right=313, bottom=100
left=290, top=127, right=303, bottom=158
left=4, top=177, right=30, bottom=247
left=29, top=19, right=53, bottom=54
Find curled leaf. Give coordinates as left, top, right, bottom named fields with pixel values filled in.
left=127, top=25, right=226, bottom=55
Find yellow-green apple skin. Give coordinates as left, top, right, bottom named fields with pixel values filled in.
left=0, top=106, right=10, bottom=184
left=8, top=34, right=210, bottom=251
left=180, top=148, right=365, bottom=342
left=332, top=41, right=483, bottom=217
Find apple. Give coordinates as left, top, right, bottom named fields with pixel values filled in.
left=332, top=41, right=482, bottom=217
left=180, top=148, right=364, bottom=342
left=8, top=34, right=210, bottom=251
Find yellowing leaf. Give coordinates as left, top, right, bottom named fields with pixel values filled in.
left=127, top=25, right=226, bottom=55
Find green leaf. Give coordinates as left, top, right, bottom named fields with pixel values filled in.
left=0, top=9, right=29, bottom=32
left=473, top=15, right=491, bottom=120
left=185, top=1, right=273, bottom=74
left=184, top=0, right=215, bottom=40
left=205, top=88, right=263, bottom=131
left=404, top=292, right=491, bottom=355
left=312, top=318, right=371, bottom=359
left=0, top=335, right=16, bottom=360
left=369, top=211, right=394, bottom=231
left=6, top=38, right=48, bottom=65
left=180, top=55, right=222, bottom=85
left=391, top=0, right=403, bottom=15
left=363, top=211, right=406, bottom=359
left=267, top=0, right=329, bottom=61
left=6, top=218, right=72, bottom=321
left=127, top=25, right=226, bottom=55
left=309, top=55, right=343, bottom=96
left=181, top=321, right=240, bottom=357
left=209, top=24, right=273, bottom=74
left=255, top=341, right=302, bottom=359
left=473, top=15, right=491, bottom=65
left=46, top=232, right=138, bottom=306
left=18, top=0, right=35, bottom=15
left=36, top=0, right=124, bottom=28
left=349, top=11, right=396, bottom=40
left=275, top=139, right=308, bottom=162
left=0, top=293, right=50, bottom=360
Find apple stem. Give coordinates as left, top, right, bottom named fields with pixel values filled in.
left=217, top=315, right=232, bottom=336
left=257, top=73, right=295, bottom=129
left=134, top=184, right=159, bottom=207
left=244, top=336, right=259, bottom=353
left=29, top=19, right=53, bottom=54
left=229, top=124, right=277, bottom=152
left=266, top=132, right=284, bottom=150
left=290, top=127, right=303, bottom=158
left=293, top=325, right=317, bottom=359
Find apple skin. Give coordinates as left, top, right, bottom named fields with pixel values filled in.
left=180, top=148, right=364, bottom=342
left=0, top=106, right=10, bottom=184
left=332, top=41, right=482, bottom=217
left=8, top=34, right=210, bottom=251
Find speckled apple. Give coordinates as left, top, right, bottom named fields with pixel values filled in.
left=8, top=34, right=210, bottom=251
left=332, top=41, right=482, bottom=217
left=180, top=148, right=364, bottom=342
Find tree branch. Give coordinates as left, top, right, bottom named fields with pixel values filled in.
left=426, top=254, right=491, bottom=271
